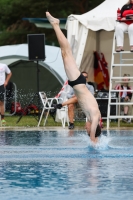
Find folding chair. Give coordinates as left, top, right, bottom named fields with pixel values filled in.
left=37, top=91, right=69, bottom=128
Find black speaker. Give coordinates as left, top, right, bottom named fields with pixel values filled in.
left=96, top=98, right=117, bottom=118
left=27, top=34, right=45, bottom=61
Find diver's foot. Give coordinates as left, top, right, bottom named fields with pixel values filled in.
left=46, top=12, right=60, bottom=25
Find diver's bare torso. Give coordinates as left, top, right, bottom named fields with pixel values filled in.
left=73, top=84, right=101, bottom=123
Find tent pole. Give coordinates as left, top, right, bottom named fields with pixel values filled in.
left=96, top=31, right=100, bottom=52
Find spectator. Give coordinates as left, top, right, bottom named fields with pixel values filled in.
left=115, top=0, right=133, bottom=52
left=0, top=63, right=12, bottom=125
left=115, top=74, right=132, bottom=123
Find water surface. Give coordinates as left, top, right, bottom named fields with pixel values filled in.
left=0, top=130, right=133, bottom=200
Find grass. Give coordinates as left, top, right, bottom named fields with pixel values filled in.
left=2, top=114, right=133, bottom=129
left=3, top=115, right=86, bottom=128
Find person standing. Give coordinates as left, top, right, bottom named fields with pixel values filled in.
left=0, top=63, right=12, bottom=125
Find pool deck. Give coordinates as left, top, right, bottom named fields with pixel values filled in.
left=0, top=126, right=133, bottom=131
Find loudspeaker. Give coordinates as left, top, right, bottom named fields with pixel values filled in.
left=96, top=98, right=117, bottom=118
left=27, top=34, right=45, bottom=61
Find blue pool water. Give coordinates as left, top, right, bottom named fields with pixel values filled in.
left=0, top=129, right=133, bottom=200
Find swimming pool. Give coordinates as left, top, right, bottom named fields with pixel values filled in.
left=0, top=129, right=133, bottom=200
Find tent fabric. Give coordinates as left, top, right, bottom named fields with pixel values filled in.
left=0, top=44, right=67, bottom=84
left=65, top=0, right=129, bottom=81
left=67, top=0, right=127, bottom=31
left=66, top=17, right=88, bottom=68
left=7, top=60, right=63, bottom=99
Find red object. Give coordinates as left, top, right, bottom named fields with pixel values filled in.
left=114, top=84, right=132, bottom=97
left=94, top=51, right=109, bottom=90
left=10, top=102, right=38, bottom=115
left=94, top=51, right=105, bottom=90
left=26, top=104, right=39, bottom=114
left=55, top=80, right=68, bottom=98
left=122, top=10, right=133, bottom=25
left=99, top=53, right=110, bottom=89
left=100, top=118, right=104, bottom=129
left=117, top=8, right=121, bottom=20
left=11, top=102, right=23, bottom=114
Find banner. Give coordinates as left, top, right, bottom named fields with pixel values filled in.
left=94, top=51, right=110, bottom=90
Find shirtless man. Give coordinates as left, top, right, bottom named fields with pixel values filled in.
left=46, top=12, right=101, bottom=143
left=56, top=71, right=94, bottom=129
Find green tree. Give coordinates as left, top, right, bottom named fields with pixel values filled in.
left=0, top=0, right=105, bottom=30
left=0, top=0, right=105, bottom=45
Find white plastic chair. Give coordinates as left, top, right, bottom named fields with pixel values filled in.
left=37, top=91, right=69, bottom=128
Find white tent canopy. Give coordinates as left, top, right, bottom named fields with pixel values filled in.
left=0, top=44, right=67, bottom=84
left=67, top=0, right=127, bottom=31
left=66, top=0, right=131, bottom=82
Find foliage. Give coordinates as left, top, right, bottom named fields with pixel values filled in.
left=0, top=0, right=105, bottom=46
left=0, top=0, right=105, bottom=30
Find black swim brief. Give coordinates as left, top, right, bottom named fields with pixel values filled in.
left=0, top=84, right=5, bottom=102
left=68, top=74, right=86, bottom=88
